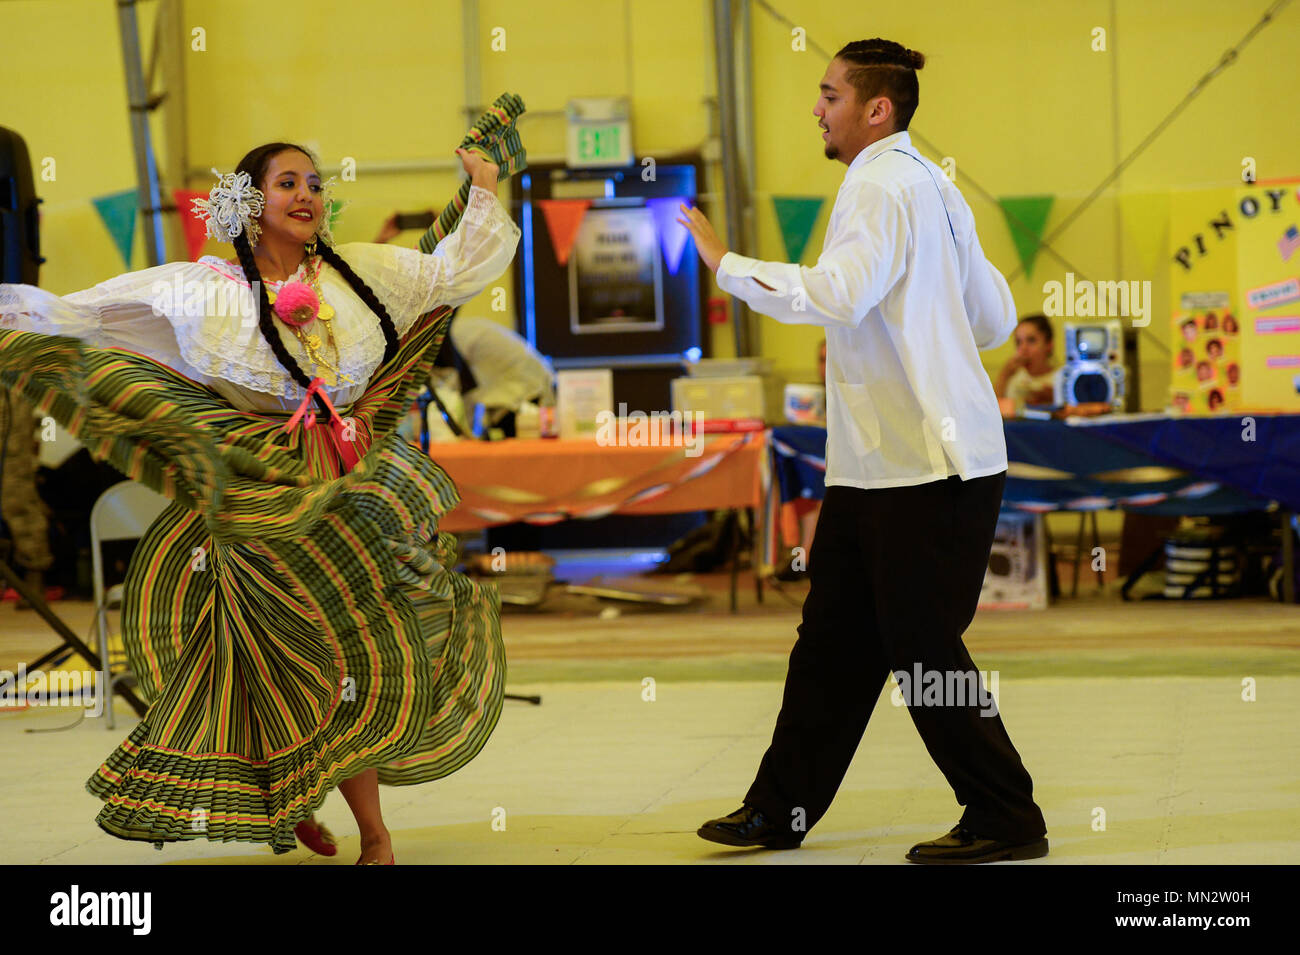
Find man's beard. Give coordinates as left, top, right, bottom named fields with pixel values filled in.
left=824, top=143, right=838, bottom=160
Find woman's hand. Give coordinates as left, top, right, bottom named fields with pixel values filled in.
left=456, top=148, right=499, bottom=190
left=1026, top=384, right=1056, bottom=405
left=993, top=353, right=1023, bottom=397
left=999, top=353, right=1026, bottom=377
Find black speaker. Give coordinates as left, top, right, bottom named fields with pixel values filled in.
left=0, top=125, right=45, bottom=285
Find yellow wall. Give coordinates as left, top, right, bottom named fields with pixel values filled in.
left=4, top=0, right=1298, bottom=413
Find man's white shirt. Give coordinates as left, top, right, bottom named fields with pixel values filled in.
left=716, top=130, right=1017, bottom=490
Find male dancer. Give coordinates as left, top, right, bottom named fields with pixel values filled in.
left=678, top=38, right=1047, bottom=863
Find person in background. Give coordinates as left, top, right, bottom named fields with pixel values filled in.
left=0, top=391, right=54, bottom=608
left=374, top=210, right=435, bottom=246
left=775, top=338, right=826, bottom=581
left=434, top=312, right=553, bottom=436
left=376, top=213, right=553, bottom=438
left=994, top=314, right=1057, bottom=418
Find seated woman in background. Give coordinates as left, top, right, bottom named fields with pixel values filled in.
left=994, top=314, right=1058, bottom=418
left=774, top=338, right=825, bottom=582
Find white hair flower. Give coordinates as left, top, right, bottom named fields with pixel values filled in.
left=315, top=176, right=345, bottom=247
left=191, top=167, right=265, bottom=246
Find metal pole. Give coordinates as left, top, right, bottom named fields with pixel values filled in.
left=712, top=0, right=750, bottom=356
left=736, top=0, right=759, bottom=355
left=1284, top=512, right=1296, bottom=604
left=116, top=0, right=166, bottom=266
left=157, top=0, right=189, bottom=262
left=462, top=0, right=482, bottom=128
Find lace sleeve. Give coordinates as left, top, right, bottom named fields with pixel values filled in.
left=0, top=262, right=200, bottom=365
left=337, top=186, right=521, bottom=336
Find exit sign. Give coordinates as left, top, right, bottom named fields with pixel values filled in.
left=566, top=97, right=632, bottom=168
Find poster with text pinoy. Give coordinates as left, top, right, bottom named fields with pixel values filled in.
left=1237, top=180, right=1300, bottom=411
left=1169, top=179, right=1300, bottom=413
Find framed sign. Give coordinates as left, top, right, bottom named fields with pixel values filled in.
left=568, top=206, right=665, bottom=334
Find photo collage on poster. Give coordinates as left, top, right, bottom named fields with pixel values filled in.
left=1171, top=306, right=1241, bottom=414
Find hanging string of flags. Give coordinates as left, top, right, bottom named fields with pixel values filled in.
left=535, top=197, right=698, bottom=273
left=534, top=194, right=831, bottom=272
left=85, top=186, right=1058, bottom=276
left=531, top=193, right=1059, bottom=277
left=88, top=189, right=345, bottom=267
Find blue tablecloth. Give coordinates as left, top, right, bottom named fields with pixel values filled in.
left=1080, top=413, right=1300, bottom=513
left=771, top=415, right=1286, bottom=516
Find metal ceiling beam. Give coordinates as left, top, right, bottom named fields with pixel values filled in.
left=116, top=0, right=167, bottom=266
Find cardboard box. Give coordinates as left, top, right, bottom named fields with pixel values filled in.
left=671, top=375, right=765, bottom=421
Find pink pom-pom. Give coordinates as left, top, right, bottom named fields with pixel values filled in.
left=274, top=281, right=319, bottom=327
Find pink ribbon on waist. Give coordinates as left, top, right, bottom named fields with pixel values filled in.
left=280, top=377, right=363, bottom=472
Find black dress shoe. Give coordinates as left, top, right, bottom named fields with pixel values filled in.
left=698, top=806, right=802, bottom=849
left=906, top=825, right=1048, bottom=864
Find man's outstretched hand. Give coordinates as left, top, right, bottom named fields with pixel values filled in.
left=677, top=203, right=728, bottom=274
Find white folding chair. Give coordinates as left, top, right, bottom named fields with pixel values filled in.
left=90, top=481, right=169, bottom=728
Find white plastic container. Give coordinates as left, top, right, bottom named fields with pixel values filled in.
left=783, top=383, right=826, bottom=425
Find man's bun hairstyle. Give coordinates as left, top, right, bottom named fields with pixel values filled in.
left=834, top=38, right=924, bottom=130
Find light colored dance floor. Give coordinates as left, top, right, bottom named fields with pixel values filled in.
left=2, top=586, right=1297, bottom=864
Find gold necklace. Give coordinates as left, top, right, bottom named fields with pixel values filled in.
left=266, top=252, right=351, bottom=387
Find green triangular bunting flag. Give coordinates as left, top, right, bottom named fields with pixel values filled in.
left=772, top=196, right=824, bottom=264
left=92, top=189, right=138, bottom=269
left=998, top=195, right=1054, bottom=277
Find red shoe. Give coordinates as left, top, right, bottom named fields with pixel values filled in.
left=294, top=818, right=338, bottom=857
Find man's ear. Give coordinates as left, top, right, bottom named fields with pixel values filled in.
left=866, top=95, right=894, bottom=128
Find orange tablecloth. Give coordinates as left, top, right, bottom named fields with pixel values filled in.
left=426, top=432, right=769, bottom=532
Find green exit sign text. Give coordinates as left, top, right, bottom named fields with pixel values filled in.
left=567, top=114, right=632, bottom=168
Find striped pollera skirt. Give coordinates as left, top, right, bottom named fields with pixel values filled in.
left=0, top=307, right=506, bottom=854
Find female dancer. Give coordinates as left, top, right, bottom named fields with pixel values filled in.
left=0, top=98, right=527, bottom=863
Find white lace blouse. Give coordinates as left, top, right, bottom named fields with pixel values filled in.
left=0, top=185, right=521, bottom=413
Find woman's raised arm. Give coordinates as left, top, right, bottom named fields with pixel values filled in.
left=338, top=187, right=522, bottom=335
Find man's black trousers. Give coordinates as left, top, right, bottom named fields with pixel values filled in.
left=745, top=471, right=1047, bottom=843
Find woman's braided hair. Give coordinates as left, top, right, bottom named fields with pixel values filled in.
left=833, top=39, right=925, bottom=130
left=230, top=142, right=401, bottom=411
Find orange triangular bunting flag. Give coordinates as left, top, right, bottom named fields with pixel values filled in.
left=537, top=199, right=592, bottom=267
left=173, top=189, right=210, bottom=261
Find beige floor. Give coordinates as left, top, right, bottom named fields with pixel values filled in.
left=2, top=579, right=1298, bottom=865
